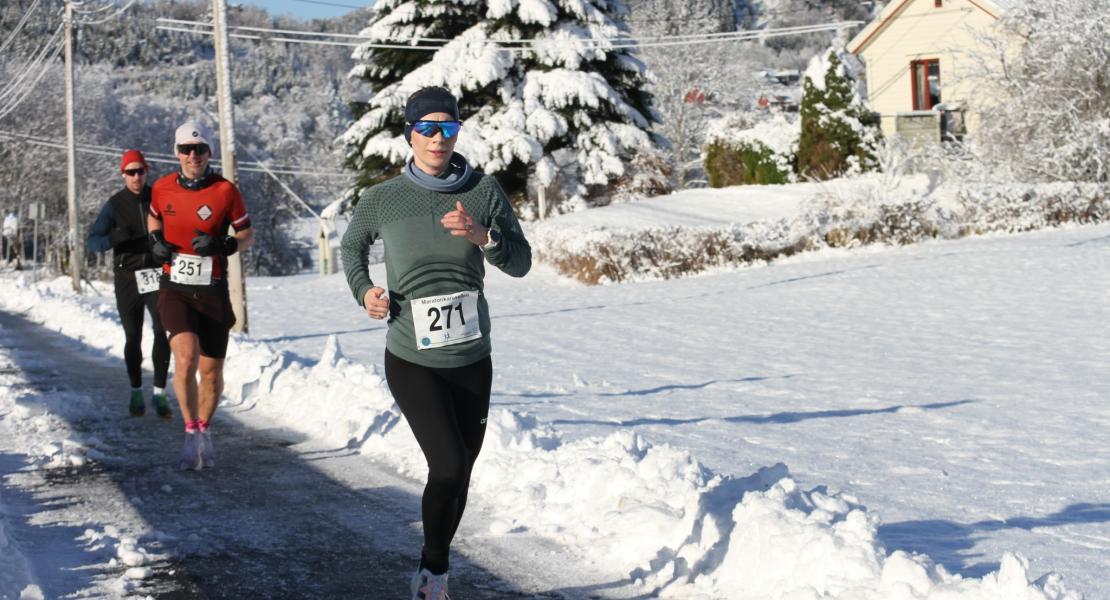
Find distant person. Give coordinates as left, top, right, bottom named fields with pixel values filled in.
left=86, top=150, right=172, bottom=418
left=3, top=211, right=18, bottom=265
left=341, top=87, right=531, bottom=600
left=148, top=120, right=253, bottom=471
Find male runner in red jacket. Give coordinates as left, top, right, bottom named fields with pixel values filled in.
left=148, top=120, right=253, bottom=470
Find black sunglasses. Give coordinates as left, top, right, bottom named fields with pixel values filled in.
left=177, top=144, right=210, bottom=156
left=123, top=168, right=146, bottom=176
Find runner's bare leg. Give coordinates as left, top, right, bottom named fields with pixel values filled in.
left=169, top=332, right=200, bottom=422
left=197, top=356, right=224, bottom=423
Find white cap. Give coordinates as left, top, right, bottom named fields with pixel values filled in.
left=174, top=120, right=212, bottom=150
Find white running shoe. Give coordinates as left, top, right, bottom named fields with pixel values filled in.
left=410, top=568, right=449, bottom=600
left=198, top=430, right=216, bottom=469
left=178, top=432, right=201, bottom=471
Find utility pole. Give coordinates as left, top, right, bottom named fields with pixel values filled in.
left=212, top=0, right=248, bottom=333
left=64, top=0, right=81, bottom=292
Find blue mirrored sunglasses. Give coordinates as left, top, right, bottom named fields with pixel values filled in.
left=411, top=120, right=462, bottom=139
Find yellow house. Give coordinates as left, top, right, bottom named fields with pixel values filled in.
left=848, top=0, right=1015, bottom=142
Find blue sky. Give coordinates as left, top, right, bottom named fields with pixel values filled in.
left=233, top=0, right=373, bottom=20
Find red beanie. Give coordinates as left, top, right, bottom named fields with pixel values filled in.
left=120, top=149, right=147, bottom=173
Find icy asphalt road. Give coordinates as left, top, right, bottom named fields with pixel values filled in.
left=0, top=308, right=604, bottom=599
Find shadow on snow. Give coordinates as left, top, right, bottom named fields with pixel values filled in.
left=878, top=502, right=1110, bottom=579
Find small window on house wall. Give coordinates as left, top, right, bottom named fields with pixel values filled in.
left=935, top=0, right=942, bottom=7
left=911, top=59, right=941, bottom=110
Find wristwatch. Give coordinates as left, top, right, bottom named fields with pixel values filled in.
left=483, top=228, right=501, bottom=249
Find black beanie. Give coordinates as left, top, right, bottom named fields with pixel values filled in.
left=403, top=87, right=460, bottom=142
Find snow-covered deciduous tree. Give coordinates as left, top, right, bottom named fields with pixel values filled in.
left=623, top=0, right=734, bottom=35
left=796, top=47, right=880, bottom=180
left=964, top=0, right=1110, bottom=183
left=639, top=42, right=767, bottom=188
left=342, top=0, right=661, bottom=216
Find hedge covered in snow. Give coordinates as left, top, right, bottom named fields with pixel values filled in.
left=528, top=182, right=1108, bottom=284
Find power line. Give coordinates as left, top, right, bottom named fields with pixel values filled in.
left=0, top=129, right=351, bottom=178
left=156, top=25, right=367, bottom=48
left=159, top=16, right=860, bottom=44
left=76, top=0, right=137, bottom=25
left=0, top=26, right=64, bottom=122
left=155, top=18, right=862, bottom=51
left=291, top=0, right=368, bottom=9
left=0, top=0, right=42, bottom=55
left=71, top=0, right=116, bottom=14
left=625, top=2, right=873, bottom=25
left=0, top=24, right=63, bottom=105
left=158, top=17, right=372, bottom=39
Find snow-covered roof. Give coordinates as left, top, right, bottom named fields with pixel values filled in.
left=849, top=0, right=1011, bottom=55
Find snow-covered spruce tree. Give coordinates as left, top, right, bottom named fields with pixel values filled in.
left=965, top=0, right=1110, bottom=183
left=795, top=48, right=881, bottom=180
left=341, top=0, right=660, bottom=216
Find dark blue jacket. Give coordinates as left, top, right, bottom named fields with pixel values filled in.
left=86, top=186, right=156, bottom=272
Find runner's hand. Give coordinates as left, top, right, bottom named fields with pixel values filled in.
left=363, top=286, right=389, bottom=320
left=191, top=229, right=239, bottom=257
left=149, top=231, right=178, bottom=264
left=441, top=201, right=488, bottom=246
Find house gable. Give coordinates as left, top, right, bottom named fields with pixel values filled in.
left=848, top=0, right=1006, bottom=55
left=846, top=0, right=1016, bottom=140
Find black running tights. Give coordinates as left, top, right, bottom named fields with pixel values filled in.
left=116, top=277, right=170, bottom=389
left=384, top=349, right=492, bottom=575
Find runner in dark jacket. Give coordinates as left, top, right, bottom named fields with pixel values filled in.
left=86, top=149, right=172, bottom=418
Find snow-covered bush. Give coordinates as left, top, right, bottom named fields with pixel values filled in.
left=704, top=113, right=799, bottom=186
left=796, top=48, right=881, bottom=179
left=704, top=139, right=792, bottom=186
left=965, top=0, right=1110, bottom=183
left=603, top=150, right=673, bottom=205
left=341, top=0, right=662, bottom=215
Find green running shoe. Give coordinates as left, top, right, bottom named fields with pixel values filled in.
left=129, top=390, right=145, bottom=417
left=152, top=392, right=173, bottom=420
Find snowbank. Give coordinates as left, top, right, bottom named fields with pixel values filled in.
left=0, top=273, right=1084, bottom=599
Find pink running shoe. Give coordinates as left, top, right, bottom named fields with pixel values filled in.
left=178, top=432, right=201, bottom=471
left=410, top=568, right=449, bottom=600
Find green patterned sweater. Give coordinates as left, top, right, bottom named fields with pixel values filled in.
left=341, top=171, right=531, bottom=368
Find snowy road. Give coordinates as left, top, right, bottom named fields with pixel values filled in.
left=2, top=222, right=1108, bottom=598
left=0, top=309, right=580, bottom=599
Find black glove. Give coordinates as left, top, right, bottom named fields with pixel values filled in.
left=109, top=224, right=140, bottom=247
left=150, top=230, right=178, bottom=264
left=191, top=229, right=238, bottom=257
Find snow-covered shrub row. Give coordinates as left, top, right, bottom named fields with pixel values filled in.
left=955, top=183, right=1109, bottom=235
left=0, top=276, right=1084, bottom=598
left=529, top=219, right=814, bottom=284
left=529, top=182, right=1108, bottom=284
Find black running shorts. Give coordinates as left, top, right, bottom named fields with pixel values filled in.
left=158, top=285, right=236, bottom=359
